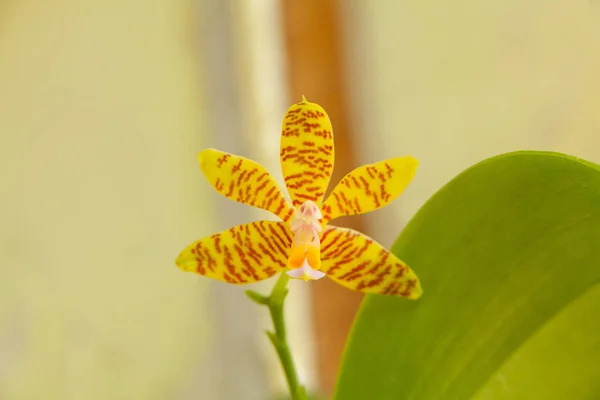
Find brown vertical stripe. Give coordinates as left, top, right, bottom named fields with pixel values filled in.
left=280, top=2, right=365, bottom=396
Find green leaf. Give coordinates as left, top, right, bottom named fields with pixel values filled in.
left=334, top=151, right=600, bottom=400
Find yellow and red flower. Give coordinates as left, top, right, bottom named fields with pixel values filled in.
left=176, top=96, right=422, bottom=298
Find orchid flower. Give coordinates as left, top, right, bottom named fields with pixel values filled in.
left=176, top=96, right=422, bottom=299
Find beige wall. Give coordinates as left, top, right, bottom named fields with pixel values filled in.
left=343, top=0, right=600, bottom=244
left=0, top=1, right=214, bottom=399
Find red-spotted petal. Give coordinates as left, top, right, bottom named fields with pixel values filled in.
left=320, top=226, right=422, bottom=298
left=321, top=156, right=418, bottom=225
left=280, top=97, right=335, bottom=207
left=176, top=221, right=293, bottom=284
left=199, top=149, right=295, bottom=222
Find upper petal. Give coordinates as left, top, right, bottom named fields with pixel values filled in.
left=176, top=221, right=292, bottom=284
left=199, top=149, right=295, bottom=222
left=280, top=97, right=335, bottom=207
left=320, top=226, right=422, bottom=299
left=321, top=156, right=418, bottom=225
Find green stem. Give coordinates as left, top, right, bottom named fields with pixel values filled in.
left=246, top=273, right=308, bottom=400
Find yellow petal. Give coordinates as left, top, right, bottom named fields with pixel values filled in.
left=280, top=97, right=335, bottom=207
left=321, top=156, right=418, bottom=225
left=199, top=149, right=295, bottom=222
left=176, top=221, right=292, bottom=284
left=320, top=226, right=422, bottom=299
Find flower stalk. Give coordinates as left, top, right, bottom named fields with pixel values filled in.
left=246, top=273, right=308, bottom=400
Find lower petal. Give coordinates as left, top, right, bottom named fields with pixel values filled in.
left=320, top=226, right=422, bottom=299
left=176, top=221, right=292, bottom=284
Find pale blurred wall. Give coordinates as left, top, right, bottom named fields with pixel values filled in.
left=227, top=0, right=320, bottom=394
left=0, top=1, right=216, bottom=399
left=194, top=0, right=296, bottom=398
left=342, top=0, right=600, bottom=244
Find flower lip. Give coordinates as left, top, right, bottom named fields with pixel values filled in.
left=286, top=257, right=326, bottom=281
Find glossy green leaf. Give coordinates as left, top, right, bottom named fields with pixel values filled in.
left=334, top=151, right=600, bottom=400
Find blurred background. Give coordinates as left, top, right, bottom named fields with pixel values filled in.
left=1, top=0, right=600, bottom=399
